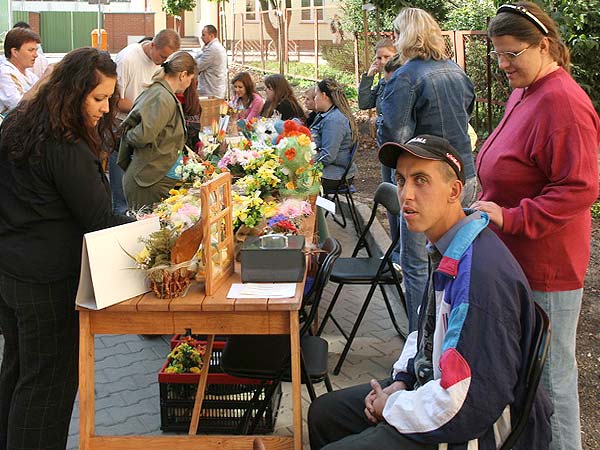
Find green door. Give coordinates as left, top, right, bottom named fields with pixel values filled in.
left=40, top=11, right=102, bottom=52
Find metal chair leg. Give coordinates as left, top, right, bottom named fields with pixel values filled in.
left=247, top=380, right=281, bottom=434
left=379, top=285, right=406, bottom=339
left=346, top=192, right=362, bottom=236
left=236, top=382, right=269, bottom=435
left=300, top=351, right=318, bottom=401
left=317, top=283, right=344, bottom=335
left=333, top=283, right=379, bottom=375
left=324, top=374, right=333, bottom=392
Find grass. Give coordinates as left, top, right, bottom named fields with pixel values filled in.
left=245, top=61, right=358, bottom=101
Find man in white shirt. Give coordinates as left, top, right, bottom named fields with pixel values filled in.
left=0, top=28, right=40, bottom=114
left=195, top=25, right=227, bottom=99
left=111, top=29, right=180, bottom=214
left=115, top=29, right=181, bottom=120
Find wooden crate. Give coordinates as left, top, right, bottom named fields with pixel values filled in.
left=199, top=97, right=223, bottom=129
left=200, top=172, right=235, bottom=295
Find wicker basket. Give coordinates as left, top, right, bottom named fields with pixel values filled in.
left=199, top=97, right=223, bottom=128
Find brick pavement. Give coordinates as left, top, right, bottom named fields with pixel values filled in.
left=0, top=200, right=408, bottom=449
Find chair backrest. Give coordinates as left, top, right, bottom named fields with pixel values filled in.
left=351, top=182, right=399, bottom=258
left=338, top=140, right=360, bottom=187
left=300, top=237, right=342, bottom=336
left=499, top=302, right=551, bottom=450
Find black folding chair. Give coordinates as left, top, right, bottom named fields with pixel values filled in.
left=499, top=302, right=551, bottom=450
left=317, top=182, right=408, bottom=375
left=324, top=141, right=361, bottom=235
left=220, top=237, right=342, bottom=434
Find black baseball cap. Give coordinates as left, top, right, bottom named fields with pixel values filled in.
left=378, top=135, right=465, bottom=183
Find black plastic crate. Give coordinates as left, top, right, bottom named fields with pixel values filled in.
left=159, top=338, right=282, bottom=433
left=159, top=379, right=282, bottom=433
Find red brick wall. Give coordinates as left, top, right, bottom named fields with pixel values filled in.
left=103, top=13, right=155, bottom=53
left=28, top=12, right=40, bottom=35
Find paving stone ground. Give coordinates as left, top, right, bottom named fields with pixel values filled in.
left=0, top=200, right=408, bottom=449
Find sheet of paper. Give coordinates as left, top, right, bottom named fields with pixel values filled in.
left=227, top=283, right=297, bottom=299
left=316, top=195, right=336, bottom=214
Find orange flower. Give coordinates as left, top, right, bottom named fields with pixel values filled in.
left=285, top=147, right=297, bottom=161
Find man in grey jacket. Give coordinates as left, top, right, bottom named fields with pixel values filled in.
left=196, top=25, right=227, bottom=99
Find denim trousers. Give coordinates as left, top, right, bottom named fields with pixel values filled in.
left=380, top=164, right=400, bottom=263
left=532, top=289, right=583, bottom=450
left=108, top=150, right=129, bottom=215
left=400, top=177, right=478, bottom=332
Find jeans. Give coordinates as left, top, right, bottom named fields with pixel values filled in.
left=400, top=177, right=478, bottom=332
left=108, top=151, right=128, bottom=215
left=380, top=164, right=400, bottom=264
left=532, top=289, right=583, bottom=450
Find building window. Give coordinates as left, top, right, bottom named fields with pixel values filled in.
left=301, top=0, right=324, bottom=22
left=245, top=0, right=259, bottom=22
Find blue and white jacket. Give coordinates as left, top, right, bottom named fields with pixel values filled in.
left=385, top=211, right=552, bottom=450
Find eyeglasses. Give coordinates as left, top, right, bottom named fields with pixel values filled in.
left=489, top=44, right=534, bottom=61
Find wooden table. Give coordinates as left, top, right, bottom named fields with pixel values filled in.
left=78, top=272, right=304, bottom=450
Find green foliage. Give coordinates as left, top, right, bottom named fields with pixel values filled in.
left=544, top=0, right=600, bottom=111
left=592, top=201, right=600, bottom=220
left=339, top=0, right=448, bottom=34
left=443, top=0, right=495, bottom=31
left=161, top=0, right=197, bottom=16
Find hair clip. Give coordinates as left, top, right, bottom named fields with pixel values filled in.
left=161, top=61, right=169, bottom=68
left=497, top=4, right=549, bottom=35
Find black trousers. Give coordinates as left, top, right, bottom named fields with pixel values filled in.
left=0, top=272, right=79, bottom=450
left=308, top=379, right=437, bottom=450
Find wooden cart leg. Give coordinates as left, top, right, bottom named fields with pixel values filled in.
left=79, top=311, right=95, bottom=450
left=188, top=334, right=215, bottom=435
left=289, top=311, right=303, bottom=450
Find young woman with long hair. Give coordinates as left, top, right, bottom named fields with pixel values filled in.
left=310, top=78, right=357, bottom=191
left=118, top=50, right=197, bottom=210
left=260, top=73, right=305, bottom=121
left=231, top=71, right=264, bottom=120
left=0, top=47, right=132, bottom=450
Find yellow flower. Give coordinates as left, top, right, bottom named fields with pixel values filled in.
left=286, top=181, right=296, bottom=190
left=189, top=366, right=201, bottom=373
left=297, top=134, right=311, bottom=147
left=295, top=166, right=306, bottom=175
left=134, top=246, right=150, bottom=264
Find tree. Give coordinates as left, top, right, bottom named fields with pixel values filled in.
left=162, top=0, right=197, bottom=33
left=257, top=0, right=292, bottom=54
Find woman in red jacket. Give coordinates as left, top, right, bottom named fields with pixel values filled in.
left=473, top=4, right=600, bottom=450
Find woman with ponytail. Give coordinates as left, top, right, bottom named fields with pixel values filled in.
left=473, top=4, right=599, bottom=450
left=310, top=78, right=358, bottom=191
left=118, top=51, right=197, bottom=209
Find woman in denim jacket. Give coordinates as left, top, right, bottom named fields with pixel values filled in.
left=310, top=78, right=358, bottom=192
left=378, top=8, right=476, bottom=332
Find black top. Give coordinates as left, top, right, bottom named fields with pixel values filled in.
left=0, top=137, right=132, bottom=283
left=261, top=98, right=306, bottom=122
left=306, top=111, right=318, bottom=128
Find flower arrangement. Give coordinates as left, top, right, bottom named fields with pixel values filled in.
left=231, top=190, right=278, bottom=229
left=262, top=199, right=313, bottom=236
left=175, top=151, right=221, bottom=188
left=164, top=338, right=206, bottom=374
left=131, top=188, right=204, bottom=298
left=275, top=121, right=322, bottom=196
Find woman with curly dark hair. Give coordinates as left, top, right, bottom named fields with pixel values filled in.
left=260, top=73, right=305, bottom=121
left=0, top=47, right=131, bottom=450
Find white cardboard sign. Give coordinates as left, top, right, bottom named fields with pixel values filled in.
left=75, top=217, right=160, bottom=310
